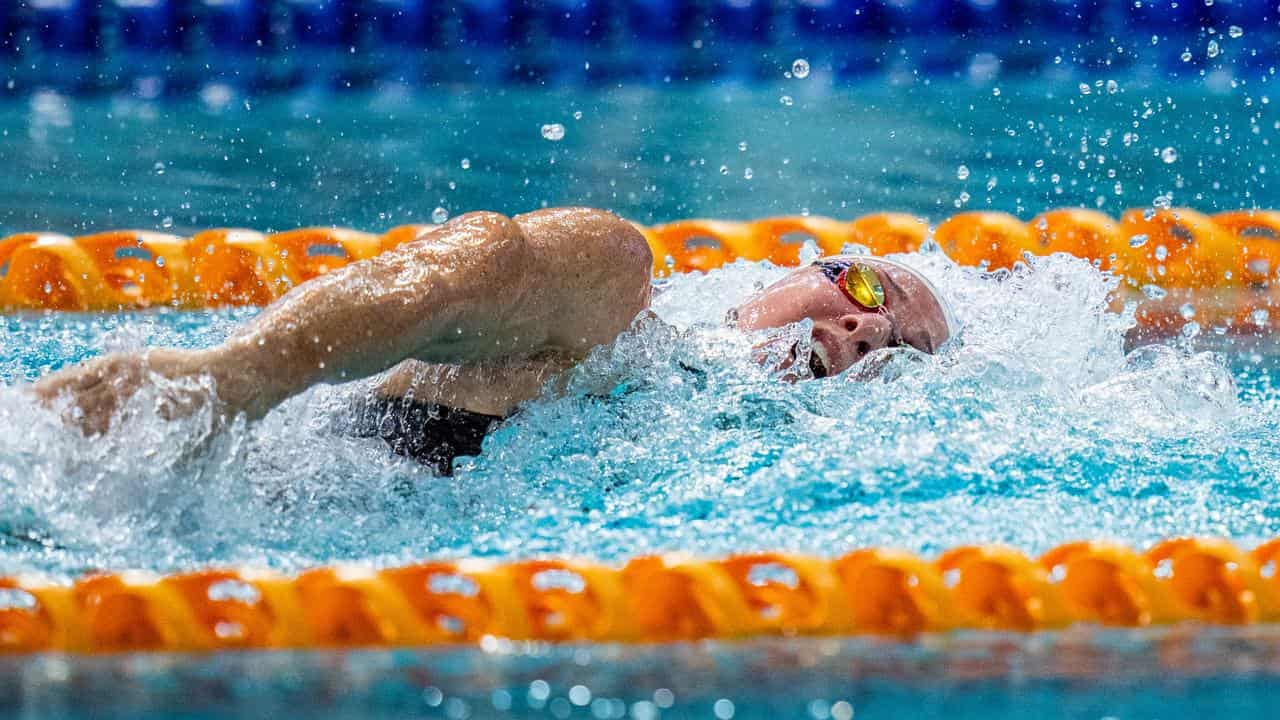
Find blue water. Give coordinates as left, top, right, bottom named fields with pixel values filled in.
left=4, top=629, right=1280, bottom=719
left=3, top=73, right=1280, bottom=716
left=0, top=248, right=1268, bottom=575
left=0, top=74, right=1275, bottom=234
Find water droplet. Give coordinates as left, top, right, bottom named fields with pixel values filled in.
left=1180, top=50, right=1193, bottom=62
left=0, top=588, right=37, bottom=610
left=1106, top=79, right=1119, bottom=94
left=1155, top=245, right=1169, bottom=261
left=957, top=165, right=970, bottom=180
left=791, top=58, right=810, bottom=79
left=432, top=207, right=449, bottom=224
left=1229, top=25, right=1244, bottom=39
left=779, top=95, right=794, bottom=106
left=208, top=579, right=262, bottom=603
left=572, top=110, right=583, bottom=120
left=1142, top=284, right=1167, bottom=300
left=1078, top=83, right=1091, bottom=95
left=743, top=167, right=754, bottom=180
left=719, top=165, right=730, bottom=175
left=1161, top=146, right=1178, bottom=163
left=1181, top=320, right=1201, bottom=339
left=1252, top=308, right=1270, bottom=326
left=986, top=177, right=997, bottom=191
left=161, top=216, right=173, bottom=229
left=1180, top=302, right=1197, bottom=319
left=1207, top=40, right=1221, bottom=58
left=153, top=161, right=165, bottom=175
left=738, top=141, right=748, bottom=152
left=460, top=158, right=470, bottom=170
left=540, top=123, right=565, bottom=141
left=1129, top=233, right=1150, bottom=248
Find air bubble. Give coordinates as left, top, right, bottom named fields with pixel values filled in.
left=779, top=95, right=794, bottom=106
left=1161, top=147, right=1178, bottom=163
left=791, top=58, right=810, bottom=79
left=432, top=207, right=449, bottom=224
left=1229, top=26, right=1244, bottom=39
left=957, top=165, right=970, bottom=180
left=1129, top=234, right=1150, bottom=248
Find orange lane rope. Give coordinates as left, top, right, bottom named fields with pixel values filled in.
left=3, top=538, right=1280, bottom=654
left=1, top=209, right=1278, bottom=324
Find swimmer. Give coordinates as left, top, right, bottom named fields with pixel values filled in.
left=31, top=208, right=954, bottom=473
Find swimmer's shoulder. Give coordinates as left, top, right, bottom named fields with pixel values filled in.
left=513, top=207, right=652, bottom=280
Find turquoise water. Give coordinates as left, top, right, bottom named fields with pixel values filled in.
left=0, top=74, right=1273, bottom=234
left=0, top=242, right=1271, bottom=575
left=3, top=74, right=1280, bottom=716
left=4, top=629, right=1280, bottom=719
left=0, top=75, right=1278, bottom=573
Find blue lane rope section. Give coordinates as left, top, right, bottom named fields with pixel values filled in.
left=0, top=0, right=1277, bottom=94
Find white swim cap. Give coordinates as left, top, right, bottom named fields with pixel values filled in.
left=873, top=257, right=962, bottom=346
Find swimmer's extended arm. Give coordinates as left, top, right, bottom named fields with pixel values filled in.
left=33, top=208, right=653, bottom=432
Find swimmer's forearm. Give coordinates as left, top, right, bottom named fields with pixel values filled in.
left=203, top=213, right=538, bottom=418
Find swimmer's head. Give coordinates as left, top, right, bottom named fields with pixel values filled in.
left=731, top=256, right=957, bottom=378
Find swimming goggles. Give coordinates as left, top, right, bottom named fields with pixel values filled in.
left=835, top=263, right=886, bottom=310
left=814, top=258, right=907, bottom=350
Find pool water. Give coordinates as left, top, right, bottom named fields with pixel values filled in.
left=3, top=73, right=1280, bottom=716
left=0, top=74, right=1272, bottom=234
left=0, top=243, right=1271, bottom=575
left=5, top=628, right=1280, bottom=719
left=0, top=71, right=1278, bottom=587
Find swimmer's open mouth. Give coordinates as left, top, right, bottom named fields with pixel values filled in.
left=785, top=341, right=828, bottom=379
left=808, top=347, right=828, bottom=379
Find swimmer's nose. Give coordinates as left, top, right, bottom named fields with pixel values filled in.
left=837, top=313, right=893, bottom=356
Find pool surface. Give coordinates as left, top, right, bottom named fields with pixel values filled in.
left=3, top=51, right=1280, bottom=717
left=5, top=628, right=1280, bottom=718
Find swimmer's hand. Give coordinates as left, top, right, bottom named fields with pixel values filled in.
left=30, top=349, right=214, bottom=436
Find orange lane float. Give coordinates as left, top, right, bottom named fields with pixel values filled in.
left=1, top=209, right=1278, bottom=329
left=5, top=539, right=1278, bottom=655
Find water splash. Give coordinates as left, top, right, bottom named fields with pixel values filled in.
left=0, top=252, right=1269, bottom=578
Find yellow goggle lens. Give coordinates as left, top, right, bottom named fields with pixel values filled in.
left=842, top=264, right=886, bottom=309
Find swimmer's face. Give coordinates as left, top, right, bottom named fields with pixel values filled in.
left=732, top=256, right=952, bottom=378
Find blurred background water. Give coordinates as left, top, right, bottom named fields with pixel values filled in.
left=0, top=75, right=1273, bottom=234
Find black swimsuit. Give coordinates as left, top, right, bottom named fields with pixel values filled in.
left=348, top=395, right=505, bottom=475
